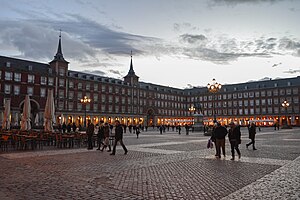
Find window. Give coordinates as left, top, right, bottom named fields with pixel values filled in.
left=261, top=91, right=265, bottom=97
left=6, top=62, right=11, bottom=67
left=48, top=68, right=53, bottom=74
left=273, top=89, right=278, bottom=96
left=28, top=65, right=32, bottom=71
left=58, top=101, right=64, bottom=110
left=59, top=79, right=65, bottom=87
left=14, top=85, right=20, bottom=95
left=14, top=73, right=21, bottom=82
left=41, top=76, right=47, bottom=85
left=255, top=92, right=260, bottom=97
left=250, top=100, right=254, bottom=106
left=59, top=90, right=64, bottom=99
left=40, top=88, right=46, bottom=97
left=77, top=92, right=82, bottom=100
left=69, top=81, right=74, bottom=88
left=93, top=94, right=98, bottom=102
left=255, top=99, right=260, bottom=105
left=5, top=72, right=13, bottom=80
left=69, top=91, right=74, bottom=99
left=109, top=95, right=113, bottom=103
left=68, top=102, right=73, bottom=111
left=249, top=92, right=254, bottom=97
left=94, top=84, right=98, bottom=91
left=109, top=86, right=113, bottom=93
left=4, top=84, right=11, bottom=94
left=86, top=83, right=90, bottom=90
left=78, top=82, right=82, bottom=89
left=102, top=85, right=106, bottom=92
left=28, top=75, right=35, bottom=83
left=48, top=77, right=54, bottom=86
left=27, top=87, right=33, bottom=96
left=293, top=88, right=298, bottom=94
left=267, top=91, right=272, bottom=96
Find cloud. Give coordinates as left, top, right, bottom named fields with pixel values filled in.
left=179, top=34, right=207, bottom=44
left=177, top=33, right=300, bottom=63
left=82, top=70, right=106, bottom=76
left=210, top=0, right=287, bottom=6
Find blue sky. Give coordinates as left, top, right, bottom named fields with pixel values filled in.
left=1, top=0, right=300, bottom=88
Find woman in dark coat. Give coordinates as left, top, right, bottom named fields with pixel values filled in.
left=228, top=122, right=241, bottom=160
left=246, top=122, right=257, bottom=150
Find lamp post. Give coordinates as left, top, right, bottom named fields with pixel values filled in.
left=281, top=100, right=289, bottom=127
left=207, top=78, right=222, bottom=123
left=80, top=96, right=91, bottom=127
left=188, top=105, right=196, bottom=114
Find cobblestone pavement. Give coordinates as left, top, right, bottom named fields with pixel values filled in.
left=0, top=127, right=299, bottom=199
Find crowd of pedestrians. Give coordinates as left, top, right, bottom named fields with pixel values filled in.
left=210, top=121, right=258, bottom=160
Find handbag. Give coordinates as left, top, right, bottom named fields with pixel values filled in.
left=207, top=139, right=213, bottom=148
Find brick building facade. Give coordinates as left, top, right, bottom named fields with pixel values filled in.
left=0, top=36, right=299, bottom=128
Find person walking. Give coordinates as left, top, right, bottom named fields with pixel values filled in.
left=228, top=122, right=241, bottom=160
left=86, top=119, right=94, bottom=150
left=101, top=122, right=111, bottom=152
left=110, top=120, right=128, bottom=155
left=96, top=121, right=105, bottom=150
left=246, top=122, right=257, bottom=150
left=211, top=122, right=227, bottom=158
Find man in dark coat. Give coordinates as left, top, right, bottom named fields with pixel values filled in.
left=110, top=120, right=128, bottom=155
left=246, top=122, right=257, bottom=150
left=86, top=119, right=94, bottom=150
left=212, top=122, right=228, bottom=158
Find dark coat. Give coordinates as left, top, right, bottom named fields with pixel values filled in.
left=86, top=123, right=94, bottom=137
left=212, top=125, right=228, bottom=140
left=115, top=124, right=123, bottom=140
left=248, top=125, right=256, bottom=140
left=228, top=126, right=241, bottom=143
left=98, top=126, right=104, bottom=139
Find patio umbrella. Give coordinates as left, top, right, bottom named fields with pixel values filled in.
left=2, top=99, right=11, bottom=130
left=34, top=113, right=39, bottom=126
left=20, top=95, right=31, bottom=131
left=60, top=113, right=64, bottom=124
left=44, top=89, right=55, bottom=132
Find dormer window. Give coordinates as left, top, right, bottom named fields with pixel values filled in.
left=6, top=62, right=11, bottom=67
left=28, top=65, right=32, bottom=71
left=287, top=82, right=291, bottom=86
left=49, top=68, right=53, bottom=74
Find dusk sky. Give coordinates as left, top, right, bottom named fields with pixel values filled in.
left=1, top=0, right=300, bottom=89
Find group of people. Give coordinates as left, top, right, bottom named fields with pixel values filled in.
left=211, top=121, right=257, bottom=160
left=86, top=119, right=128, bottom=155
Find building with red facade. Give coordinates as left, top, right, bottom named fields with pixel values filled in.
left=1, top=36, right=299, bottom=128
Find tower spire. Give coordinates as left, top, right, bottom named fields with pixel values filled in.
left=51, top=30, right=67, bottom=63
left=124, top=51, right=139, bottom=86
left=129, top=50, right=134, bottom=74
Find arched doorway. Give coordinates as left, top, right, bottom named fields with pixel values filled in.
left=147, top=109, right=155, bottom=126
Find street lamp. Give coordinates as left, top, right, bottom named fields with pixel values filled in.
left=80, top=96, right=91, bottom=127
left=281, top=100, right=290, bottom=126
left=188, top=105, right=196, bottom=114
left=207, top=78, right=222, bottom=123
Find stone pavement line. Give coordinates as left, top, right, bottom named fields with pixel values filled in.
left=0, top=139, right=293, bottom=168
left=221, top=156, right=300, bottom=200
left=0, top=148, right=89, bottom=159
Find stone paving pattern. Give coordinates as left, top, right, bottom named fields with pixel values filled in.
left=0, top=127, right=299, bottom=199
